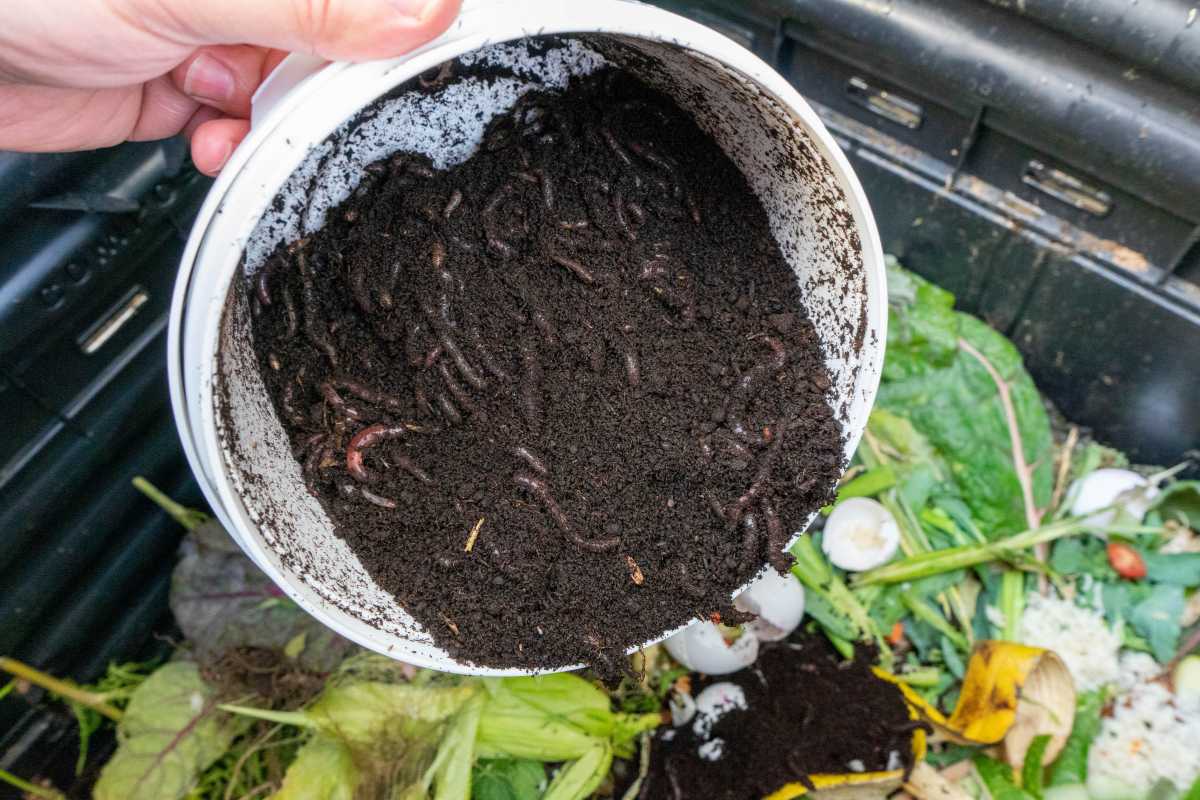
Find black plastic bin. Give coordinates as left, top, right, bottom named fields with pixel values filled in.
left=1, top=0, right=1198, bottom=789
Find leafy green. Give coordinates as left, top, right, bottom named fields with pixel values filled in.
left=1152, top=481, right=1200, bottom=528
left=273, top=737, right=358, bottom=800
left=94, top=662, right=240, bottom=800
left=1183, top=773, right=1200, bottom=800
left=877, top=262, right=1054, bottom=537
left=1138, top=547, right=1200, bottom=587
left=433, top=695, right=484, bottom=800
left=1129, top=585, right=1186, bottom=662
left=1050, top=538, right=1116, bottom=582
left=472, top=760, right=545, bottom=800
left=924, top=744, right=979, bottom=768
left=974, top=754, right=1035, bottom=800
left=1022, top=735, right=1051, bottom=799
left=1048, top=692, right=1104, bottom=788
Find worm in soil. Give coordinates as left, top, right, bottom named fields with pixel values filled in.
left=303, top=438, right=334, bottom=490
left=438, top=361, right=478, bottom=416
left=559, top=220, right=589, bottom=230
left=420, top=301, right=486, bottom=390
left=349, top=264, right=373, bottom=315
left=513, top=445, right=549, bottom=476
left=783, top=750, right=818, bottom=793
left=296, top=251, right=339, bottom=367
left=628, top=141, right=682, bottom=197
left=256, top=267, right=273, bottom=307
left=531, top=310, right=557, bottom=345
left=726, top=422, right=786, bottom=523
left=625, top=200, right=647, bottom=224
left=549, top=253, right=596, bottom=285
left=407, top=163, right=436, bottom=180
left=448, top=234, right=477, bottom=252
left=338, top=482, right=399, bottom=509
left=622, top=350, right=641, bottom=388
left=760, top=498, right=792, bottom=574
left=431, top=239, right=447, bottom=271
left=345, top=423, right=425, bottom=483
left=467, top=323, right=512, bottom=382
left=319, top=381, right=369, bottom=422
left=406, top=321, right=429, bottom=367
left=512, top=171, right=539, bottom=185
left=686, top=194, right=702, bottom=225
left=435, top=392, right=463, bottom=425
left=487, top=237, right=517, bottom=260
left=535, top=168, right=555, bottom=211
left=740, top=512, right=764, bottom=570
left=519, top=342, right=544, bottom=434
left=727, top=336, right=787, bottom=445
left=704, top=429, right=754, bottom=462
left=443, top=190, right=464, bottom=219
left=483, top=182, right=514, bottom=217
left=281, top=283, right=299, bottom=337
left=419, top=61, right=453, bottom=89
left=327, top=377, right=407, bottom=414
left=414, top=386, right=434, bottom=418
left=612, top=191, right=637, bottom=241
left=513, top=473, right=621, bottom=553
left=598, top=127, right=633, bottom=168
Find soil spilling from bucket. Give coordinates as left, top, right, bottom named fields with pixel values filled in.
left=248, top=67, right=844, bottom=672
left=641, top=635, right=921, bottom=800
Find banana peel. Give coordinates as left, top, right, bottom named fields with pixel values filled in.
left=763, top=642, right=1074, bottom=799
left=880, top=641, right=1076, bottom=768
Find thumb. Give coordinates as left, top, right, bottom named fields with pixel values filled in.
left=142, top=0, right=462, bottom=62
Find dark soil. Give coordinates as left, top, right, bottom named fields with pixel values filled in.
left=641, top=635, right=921, bottom=800
left=248, top=64, right=844, bottom=673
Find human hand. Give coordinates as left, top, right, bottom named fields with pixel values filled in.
left=0, top=0, right=461, bottom=175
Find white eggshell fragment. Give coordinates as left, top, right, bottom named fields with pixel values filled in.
left=692, top=682, right=748, bottom=739
left=1068, top=469, right=1157, bottom=529
left=664, top=621, right=759, bottom=675
left=822, top=497, right=901, bottom=572
left=669, top=690, right=697, bottom=727
left=734, top=569, right=806, bottom=642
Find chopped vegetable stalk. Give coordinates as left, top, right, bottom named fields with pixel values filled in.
left=542, top=742, right=612, bottom=800
left=433, top=695, right=484, bottom=800
left=132, top=476, right=210, bottom=531
left=999, top=571, right=1025, bottom=641
left=901, top=591, right=968, bottom=652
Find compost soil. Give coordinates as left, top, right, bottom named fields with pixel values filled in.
left=641, top=635, right=920, bottom=800
left=248, top=65, right=845, bottom=672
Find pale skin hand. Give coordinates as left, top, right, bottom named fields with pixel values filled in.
left=0, top=0, right=462, bottom=175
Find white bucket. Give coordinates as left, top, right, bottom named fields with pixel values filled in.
left=168, top=0, right=887, bottom=675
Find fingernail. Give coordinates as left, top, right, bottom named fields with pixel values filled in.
left=184, top=52, right=235, bottom=105
left=387, top=0, right=444, bottom=20
left=210, top=140, right=234, bottom=174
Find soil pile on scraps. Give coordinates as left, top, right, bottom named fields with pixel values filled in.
left=248, top=64, right=845, bottom=672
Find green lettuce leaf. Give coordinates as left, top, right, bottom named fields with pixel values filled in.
left=1047, top=691, right=1104, bottom=788
left=272, top=737, right=358, bottom=800
left=93, top=662, right=239, bottom=800
left=471, top=760, right=546, bottom=800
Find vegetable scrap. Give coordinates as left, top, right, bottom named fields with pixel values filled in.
left=2, top=260, right=1198, bottom=800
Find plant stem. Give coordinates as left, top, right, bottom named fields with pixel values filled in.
left=998, top=571, right=1025, bottom=641
left=894, top=667, right=943, bottom=688
left=0, top=769, right=64, bottom=800
left=853, top=521, right=1164, bottom=586
left=219, top=704, right=313, bottom=728
left=902, top=591, right=969, bottom=651
left=1050, top=426, right=1079, bottom=515
left=0, top=657, right=122, bottom=721
left=132, top=476, right=208, bottom=531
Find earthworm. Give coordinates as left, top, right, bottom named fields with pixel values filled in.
left=622, top=350, right=641, bottom=387
left=281, top=283, right=299, bottom=338
left=517, top=147, right=532, bottom=168
left=650, top=283, right=697, bottom=326
left=395, top=455, right=434, bottom=485
left=405, top=321, right=432, bottom=368
left=612, top=191, right=637, bottom=241
left=438, top=361, right=478, bottom=415
left=256, top=267, right=273, bottom=307
left=549, top=253, right=595, bottom=285
left=519, top=342, right=543, bottom=434
left=319, top=381, right=366, bottom=421
left=414, top=386, right=434, bottom=417
left=706, top=493, right=727, bottom=521
left=467, top=323, right=512, bottom=381
left=741, top=512, right=763, bottom=569
left=559, top=220, right=589, bottom=230
left=297, top=251, right=339, bottom=366
left=727, top=337, right=787, bottom=444
left=281, top=382, right=305, bottom=425
left=532, top=310, right=557, bottom=345
left=513, top=473, right=620, bottom=553
left=761, top=499, right=792, bottom=573
left=483, top=182, right=514, bottom=217
left=487, top=237, right=516, bottom=259
left=663, top=758, right=685, bottom=800
left=338, top=482, right=399, bottom=509
left=727, top=424, right=785, bottom=522
left=431, top=239, right=447, bottom=271
left=628, top=141, right=682, bottom=196
left=512, top=171, right=539, bottom=185
left=699, top=438, right=714, bottom=461
left=422, top=344, right=443, bottom=368
left=706, top=430, right=754, bottom=462
left=598, top=127, right=633, bottom=167
left=435, top=392, right=463, bottom=424
left=639, top=256, right=669, bottom=281
left=625, top=200, right=647, bottom=224
left=420, top=300, right=486, bottom=390
left=349, top=263, right=373, bottom=315
left=784, top=750, right=817, bottom=792
left=686, top=194, right=702, bottom=225
left=328, top=377, right=406, bottom=414
left=535, top=168, right=555, bottom=211
left=251, top=295, right=262, bottom=318
left=419, top=60, right=453, bottom=89
left=443, top=190, right=464, bottom=219
left=449, top=234, right=477, bottom=252
left=303, top=439, right=333, bottom=489
left=514, top=445, right=549, bottom=476
left=407, top=163, right=436, bottom=180
left=346, top=423, right=412, bottom=482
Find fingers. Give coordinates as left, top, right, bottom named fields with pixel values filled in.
left=137, top=0, right=462, bottom=62
left=128, top=76, right=200, bottom=141
left=171, top=46, right=275, bottom=120
left=189, top=117, right=251, bottom=176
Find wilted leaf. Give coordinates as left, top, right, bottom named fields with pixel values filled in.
left=94, top=662, right=239, bottom=800
left=171, top=538, right=352, bottom=671
left=272, top=736, right=358, bottom=800
left=1152, top=481, right=1200, bottom=529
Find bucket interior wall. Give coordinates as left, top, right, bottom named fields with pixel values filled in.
left=214, top=34, right=871, bottom=670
